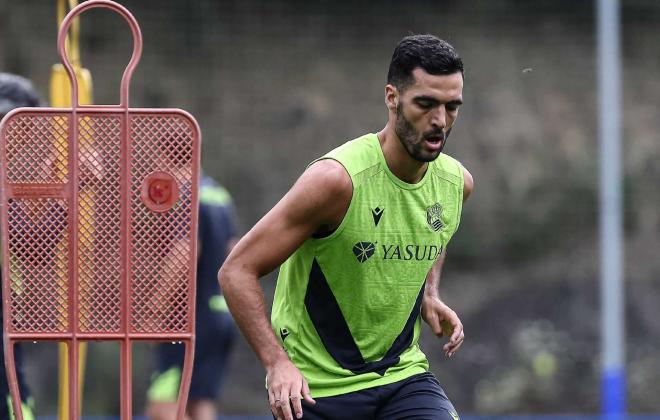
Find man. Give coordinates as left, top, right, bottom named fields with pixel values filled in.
left=0, top=72, right=41, bottom=420
left=220, top=34, right=472, bottom=420
left=146, top=176, right=238, bottom=420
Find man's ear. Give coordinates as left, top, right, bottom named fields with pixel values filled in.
left=385, top=84, right=398, bottom=111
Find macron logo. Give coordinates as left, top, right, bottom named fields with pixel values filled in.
left=371, top=207, right=384, bottom=227
left=279, top=328, right=290, bottom=341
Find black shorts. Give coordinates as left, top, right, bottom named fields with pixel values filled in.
left=147, top=311, right=237, bottom=401
left=281, top=372, right=459, bottom=420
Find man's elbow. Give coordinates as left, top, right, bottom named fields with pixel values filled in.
left=218, top=262, right=238, bottom=294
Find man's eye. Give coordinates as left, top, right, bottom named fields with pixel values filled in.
left=446, top=105, right=459, bottom=112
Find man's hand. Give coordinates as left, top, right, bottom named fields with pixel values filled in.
left=267, top=358, right=316, bottom=420
left=421, top=296, right=465, bottom=358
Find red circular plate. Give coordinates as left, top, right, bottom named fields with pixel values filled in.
left=140, top=171, right=180, bottom=212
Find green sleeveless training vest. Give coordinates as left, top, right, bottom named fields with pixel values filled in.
left=272, top=133, right=464, bottom=397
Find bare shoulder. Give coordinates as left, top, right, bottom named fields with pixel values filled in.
left=221, top=159, right=352, bottom=277
left=458, top=162, right=473, bottom=202
left=302, top=159, right=352, bottom=196
left=294, top=159, right=352, bottom=231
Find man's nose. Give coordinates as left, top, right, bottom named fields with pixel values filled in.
left=431, top=107, right=446, bottom=129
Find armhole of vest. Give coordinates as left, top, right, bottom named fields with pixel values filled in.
left=453, top=157, right=465, bottom=236
left=309, top=156, right=355, bottom=242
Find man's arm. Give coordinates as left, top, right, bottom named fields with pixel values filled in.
left=421, top=164, right=473, bottom=358
left=218, top=159, right=351, bottom=420
left=422, top=250, right=464, bottom=358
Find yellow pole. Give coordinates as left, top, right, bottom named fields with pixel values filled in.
left=52, top=1, right=92, bottom=418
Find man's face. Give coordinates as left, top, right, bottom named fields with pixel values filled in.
left=392, top=68, right=463, bottom=162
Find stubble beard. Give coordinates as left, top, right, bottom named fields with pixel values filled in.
left=394, top=102, right=443, bottom=163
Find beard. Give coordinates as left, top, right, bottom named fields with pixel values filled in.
left=394, top=102, right=448, bottom=163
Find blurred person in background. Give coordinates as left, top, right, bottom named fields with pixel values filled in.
left=0, top=72, right=41, bottom=420
left=220, top=34, right=472, bottom=420
left=146, top=175, right=238, bottom=420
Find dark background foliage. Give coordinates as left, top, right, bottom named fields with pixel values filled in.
left=1, top=0, right=659, bottom=416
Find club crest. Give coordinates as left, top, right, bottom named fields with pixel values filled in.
left=426, top=202, right=444, bottom=232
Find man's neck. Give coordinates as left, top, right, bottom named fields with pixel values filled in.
left=377, top=126, right=428, bottom=184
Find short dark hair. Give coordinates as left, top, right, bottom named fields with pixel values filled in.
left=0, top=73, right=42, bottom=119
left=387, top=34, right=464, bottom=92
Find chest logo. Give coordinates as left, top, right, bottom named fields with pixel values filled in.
left=353, top=241, right=376, bottom=262
left=426, top=202, right=444, bottom=232
left=371, top=206, right=384, bottom=227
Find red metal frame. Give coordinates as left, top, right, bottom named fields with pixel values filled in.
left=0, top=1, right=200, bottom=418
